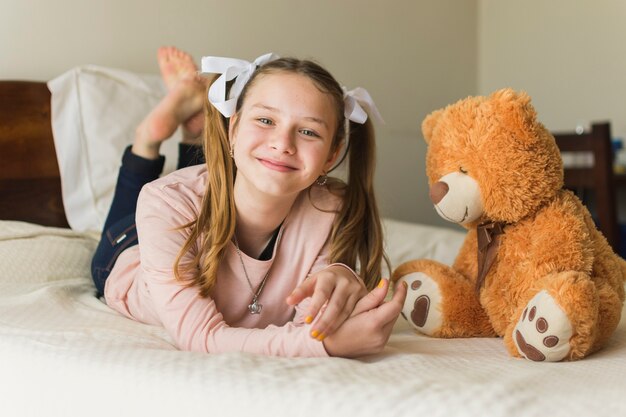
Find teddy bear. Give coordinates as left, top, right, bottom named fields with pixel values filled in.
left=392, top=88, right=626, bottom=361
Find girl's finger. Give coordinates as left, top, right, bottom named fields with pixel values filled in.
left=285, top=276, right=317, bottom=306
left=373, top=280, right=407, bottom=325
left=351, top=278, right=389, bottom=316
left=308, top=279, right=350, bottom=335
left=303, top=279, right=334, bottom=325
left=311, top=291, right=358, bottom=339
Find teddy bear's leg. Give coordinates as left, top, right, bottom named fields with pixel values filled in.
left=393, top=260, right=495, bottom=338
left=588, top=282, right=623, bottom=354
left=505, top=271, right=598, bottom=362
left=508, top=290, right=574, bottom=362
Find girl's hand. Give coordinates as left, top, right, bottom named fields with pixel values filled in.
left=285, top=265, right=368, bottom=340
left=322, top=279, right=408, bottom=358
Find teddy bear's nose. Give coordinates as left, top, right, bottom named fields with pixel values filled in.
left=429, top=181, right=449, bottom=204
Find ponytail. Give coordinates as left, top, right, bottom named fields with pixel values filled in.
left=327, top=119, right=389, bottom=290
left=173, top=80, right=236, bottom=297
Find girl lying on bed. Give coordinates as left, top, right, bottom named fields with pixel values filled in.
left=90, top=47, right=407, bottom=357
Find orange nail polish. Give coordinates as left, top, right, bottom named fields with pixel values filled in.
left=378, top=279, right=386, bottom=288
left=305, top=316, right=313, bottom=324
left=311, top=329, right=319, bottom=338
left=317, top=333, right=326, bottom=341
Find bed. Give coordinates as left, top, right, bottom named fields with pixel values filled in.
left=1, top=71, right=625, bottom=417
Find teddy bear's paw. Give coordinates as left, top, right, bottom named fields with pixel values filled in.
left=398, top=272, right=443, bottom=336
left=513, top=290, right=573, bottom=362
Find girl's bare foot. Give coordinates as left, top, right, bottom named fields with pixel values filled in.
left=158, top=46, right=197, bottom=89
left=132, top=77, right=206, bottom=159
left=157, top=46, right=206, bottom=143
left=132, top=47, right=209, bottom=159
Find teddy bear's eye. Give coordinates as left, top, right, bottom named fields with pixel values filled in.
left=459, top=167, right=468, bottom=174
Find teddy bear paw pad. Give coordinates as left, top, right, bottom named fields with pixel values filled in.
left=513, top=290, right=573, bottom=362
left=398, top=272, right=442, bottom=335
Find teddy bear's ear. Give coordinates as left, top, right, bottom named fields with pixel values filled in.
left=489, top=88, right=539, bottom=143
left=421, top=109, right=443, bottom=144
left=489, top=88, right=531, bottom=107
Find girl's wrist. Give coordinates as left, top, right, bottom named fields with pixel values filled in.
left=131, top=142, right=161, bottom=160
left=324, top=263, right=361, bottom=282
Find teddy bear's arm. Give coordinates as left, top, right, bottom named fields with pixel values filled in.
left=511, top=191, right=593, bottom=278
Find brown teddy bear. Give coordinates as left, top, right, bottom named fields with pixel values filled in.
left=392, top=88, right=626, bottom=361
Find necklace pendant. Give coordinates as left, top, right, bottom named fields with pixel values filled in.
left=248, top=299, right=263, bottom=314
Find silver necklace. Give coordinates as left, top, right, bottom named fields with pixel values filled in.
left=233, top=234, right=272, bottom=314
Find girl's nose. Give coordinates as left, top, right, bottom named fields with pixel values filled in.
left=270, top=128, right=296, bottom=154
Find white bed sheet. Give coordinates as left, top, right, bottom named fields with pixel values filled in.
left=1, top=219, right=625, bottom=417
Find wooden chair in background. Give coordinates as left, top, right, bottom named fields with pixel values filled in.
left=552, top=122, right=619, bottom=252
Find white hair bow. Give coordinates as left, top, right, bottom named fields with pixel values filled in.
left=343, top=87, right=385, bottom=124
left=200, top=53, right=384, bottom=125
left=200, top=53, right=280, bottom=117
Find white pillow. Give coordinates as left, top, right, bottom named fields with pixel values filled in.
left=382, top=217, right=465, bottom=274
left=48, top=65, right=182, bottom=233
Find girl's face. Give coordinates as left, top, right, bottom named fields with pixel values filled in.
left=229, top=72, right=340, bottom=199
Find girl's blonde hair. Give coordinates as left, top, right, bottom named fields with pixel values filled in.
left=174, top=58, right=388, bottom=297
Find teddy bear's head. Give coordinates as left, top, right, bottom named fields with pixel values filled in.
left=422, top=88, right=563, bottom=226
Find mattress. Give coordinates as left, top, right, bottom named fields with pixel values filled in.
left=1, top=219, right=624, bottom=417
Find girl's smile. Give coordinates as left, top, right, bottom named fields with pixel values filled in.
left=258, top=157, right=298, bottom=172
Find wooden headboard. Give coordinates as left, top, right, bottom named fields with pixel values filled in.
left=0, top=81, right=69, bottom=228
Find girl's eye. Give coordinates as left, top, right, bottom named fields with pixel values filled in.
left=459, top=167, right=468, bottom=174
left=300, top=129, right=320, bottom=138
left=258, top=118, right=273, bottom=125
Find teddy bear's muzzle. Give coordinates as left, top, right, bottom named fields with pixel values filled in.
left=429, top=181, right=449, bottom=204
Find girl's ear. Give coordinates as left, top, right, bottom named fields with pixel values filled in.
left=228, top=114, right=238, bottom=148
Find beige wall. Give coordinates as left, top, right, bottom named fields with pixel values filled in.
left=1, top=0, right=478, bottom=227
left=479, top=0, right=626, bottom=142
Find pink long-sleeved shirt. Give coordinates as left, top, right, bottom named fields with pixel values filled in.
left=104, top=164, right=352, bottom=357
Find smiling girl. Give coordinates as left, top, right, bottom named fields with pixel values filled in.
left=90, top=47, right=406, bottom=357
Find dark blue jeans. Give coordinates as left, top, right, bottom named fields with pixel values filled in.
left=90, top=144, right=204, bottom=297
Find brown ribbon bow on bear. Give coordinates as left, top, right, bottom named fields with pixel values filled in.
left=476, top=221, right=505, bottom=292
